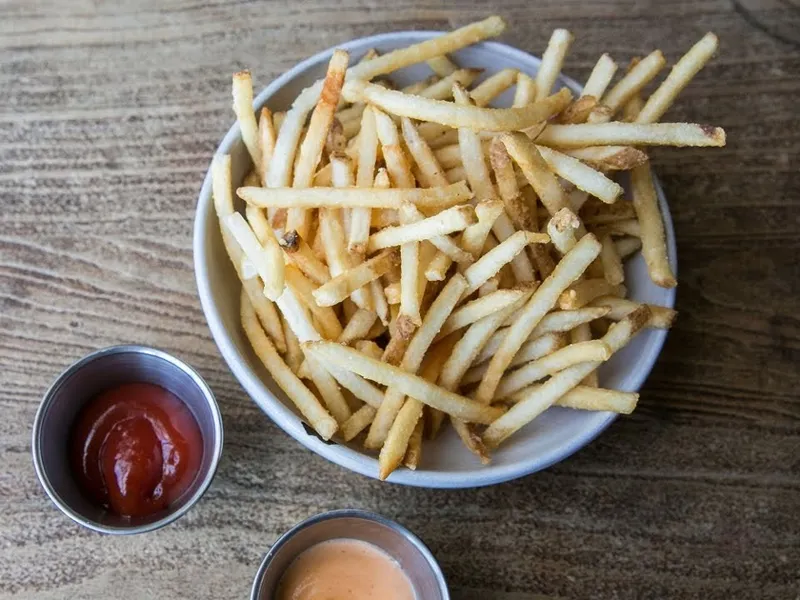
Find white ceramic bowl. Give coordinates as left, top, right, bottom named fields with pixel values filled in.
left=193, top=31, right=677, bottom=488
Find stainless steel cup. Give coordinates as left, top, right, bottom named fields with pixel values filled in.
left=32, top=345, right=223, bottom=534
left=251, top=509, right=449, bottom=599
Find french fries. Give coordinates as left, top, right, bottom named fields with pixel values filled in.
left=215, top=18, right=728, bottom=477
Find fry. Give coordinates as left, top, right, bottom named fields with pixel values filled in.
left=402, top=417, right=424, bottom=470
left=341, top=404, right=377, bottom=441
left=589, top=295, right=677, bottom=329
left=558, top=278, right=624, bottom=309
left=266, top=103, right=311, bottom=188
left=365, top=275, right=468, bottom=448
left=437, top=287, right=528, bottom=339
left=258, top=107, right=277, bottom=184
left=470, top=68, right=518, bottom=106
left=508, top=384, right=638, bottom=413
left=630, top=155, right=677, bottom=288
left=304, top=341, right=504, bottom=424
left=284, top=266, right=343, bottom=340
left=374, top=107, right=416, bottom=189
left=368, top=205, right=476, bottom=251
left=513, top=72, right=537, bottom=107
left=281, top=314, right=303, bottom=373
left=350, top=106, right=379, bottom=254
left=379, top=393, right=424, bottom=478
left=337, top=309, right=377, bottom=344
left=615, top=236, right=642, bottom=259
left=232, top=71, right=263, bottom=180
left=419, top=68, right=483, bottom=100
left=596, top=218, right=641, bottom=238
left=489, top=138, right=535, bottom=231
left=241, top=293, right=337, bottom=440
left=474, top=233, right=601, bottom=404
left=581, top=199, right=638, bottom=224
left=326, top=117, right=347, bottom=155
left=636, top=33, right=719, bottom=124
left=281, top=230, right=330, bottom=285
left=535, top=29, right=573, bottom=101
left=599, top=234, right=625, bottom=285
left=562, top=145, right=648, bottom=171
left=601, top=50, right=666, bottom=113
left=502, top=132, right=569, bottom=216
left=313, top=249, right=399, bottom=307
left=536, top=122, right=726, bottom=148
left=463, top=231, right=549, bottom=295
left=382, top=314, right=417, bottom=366
left=582, top=53, right=618, bottom=100
left=343, top=80, right=572, bottom=132
left=370, top=279, right=390, bottom=325
left=495, top=340, right=611, bottom=397
left=547, top=207, right=581, bottom=255
left=399, top=221, right=422, bottom=326
left=439, top=291, right=533, bottom=392
left=224, top=212, right=285, bottom=300
left=238, top=181, right=473, bottom=209
left=558, top=95, right=598, bottom=125
left=401, top=117, right=450, bottom=188
left=536, top=145, right=623, bottom=203
left=241, top=276, right=286, bottom=353
left=427, top=54, right=458, bottom=76
left=483, top=306, right=650, bottom=447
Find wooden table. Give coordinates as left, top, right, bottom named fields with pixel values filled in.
left=2, top=1, right=798, bottom=598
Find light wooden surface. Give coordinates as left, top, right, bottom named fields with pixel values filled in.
left=1, top=1, right=799, bottom=598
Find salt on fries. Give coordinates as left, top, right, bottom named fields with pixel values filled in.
left=212, top=16, right=724, bottom=479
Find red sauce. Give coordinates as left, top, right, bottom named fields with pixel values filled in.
left=70, top=383, right=203, bottom=518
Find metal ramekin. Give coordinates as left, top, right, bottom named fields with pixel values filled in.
left=251, top=509, right=449, bottom=599
left=32, top=345, right=223, bottom=534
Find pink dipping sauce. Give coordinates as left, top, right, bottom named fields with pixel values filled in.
left=276, top=538, right=416, bottom=600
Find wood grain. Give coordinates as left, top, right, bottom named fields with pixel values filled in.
left=1, top=1, right=798, bottom=598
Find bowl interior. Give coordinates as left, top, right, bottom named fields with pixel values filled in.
left=33, top=347, right=223, bottom=533
left=194, top=32, right=676, bottom=487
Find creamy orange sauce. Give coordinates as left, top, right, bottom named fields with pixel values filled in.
left=276, top=538, right=416, bottom=600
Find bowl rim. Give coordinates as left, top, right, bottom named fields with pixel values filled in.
left=31, top=344, right=224, bottom=534
left=193, top=30, right=677, bottom=488
left=250, top=508, right=449, bottom=600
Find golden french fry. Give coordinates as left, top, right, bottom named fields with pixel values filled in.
left=599, top=234, right=625, bottom=285
left=547, top=208, right=581, bottom=255
left=370, top=279, right=390, bottom=325
left=313, top=249, right=399, bottom=307
left=513, top=72, right=537, bottom=107
left=615, top=236, right=642, bottom=259
left=558, top=278, right=625, bottom=310
left=536, top=145, right=623, bottom=203
left=343, top=80, right=572, bottom=132
left=535, top=29, right=573, bottom=101
left=536, top=122, right=726, bottom=148
left=462, top=332, right=566, bottom=385
left=502, top=132, right=569, bottom=216
left=368, top=205, right=476, bottom=251
left=419, top=68, right=483, bottom=100
left=337, top=309, right=378, bottom=344
left=240, top=276, right=287, bottom=354
left=507, top=384, right=638, bottom=413
left=463, top=231, right=549, bottom=295
left=581, top=198, right=638, bottom=224
left=280, top=230, right=330, bottom=285
left=232, top=71, right=263, bottom=180
left=238, top=180, right=473, bottom=209
left=402, top=416, right=424, bottom=470
left=284, top=266, right=343, bottom=340
left=326, top=117, right=347, bottom=155
left=582, top=53, right=618, bottom=100
left=600, top=50, right=665, bottom=113
left=637, top=33, right=719, bottom=124
left=304, top=341, right=504, bottom=424
left=562, top=145, right=649, bottom=171
left=258, top=107, right=277, bottom=184
left=281, top=313, right=304, bottom=373
left=342, top=404, right=377, bottom=441
left=374, top=107, right=416, bottom=189
left=558, top=95, right=598, bottom=125
left=224, top=213, right=285, bottom=300
left=630, top=155, right=677, bottom=288
left=589, top=295, right=677, bottom=329
left=470, top=68, right=518, bottom=106
left=427, top=54, right=458, bottom=76
left=382, top=313, right=417, bottom=366
left=241, top=292, right=338, bottom=440
left=401, top=117, right=450, bottom=188
left=474, top=233, right=601, bottom=404
left=349, top=106, right=380, bottom=254
left=483, top=306, right=650, bottom=447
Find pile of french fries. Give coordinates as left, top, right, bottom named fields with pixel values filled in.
left=211, top=16, right=724, bottom=479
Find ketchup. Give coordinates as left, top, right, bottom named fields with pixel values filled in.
left=70, top=383, right=203, bottom=518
